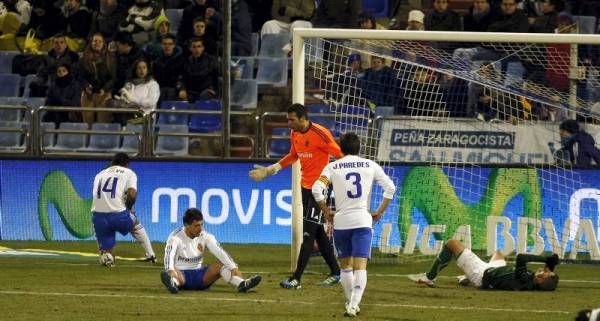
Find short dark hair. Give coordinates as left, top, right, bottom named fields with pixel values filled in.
left=161, top=33, right=176, bottom=43
left=537, top=273, right=559, bottom=291
left=188, top=37, right=204, bottom=47
left=114, top=31, right=134, bottom=46
left=340, top=132, right=361, bottom=155
left=183, top=208, right=203, bottom=225
left=111, top=152, right=130, bottom=167
left=548, top=0, right=565, bottom=12
left=560, top=119, right=579, bottom=134
left=287, top=103, right=308, bottom=119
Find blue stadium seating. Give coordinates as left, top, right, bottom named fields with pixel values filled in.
left=362, top=0, right=388, bottom=18
left=0, top=74, right=22, bottom=97
left=256, top=58, right=288, bottom=87
left=0, top=106, right=21, bottom=121
left=269, top=127, right=290, bottom=157
left=155, top=124, right=189, bottom=156
left=0, top=121, right=24, bottom=150
left=87, top=123, right=122, bottom=151
left=189, top=100, right=222, bottom=133
left=40, top=121, right=55, bottom=149
left=250, top=33, right=259, bottom=56
left=259, top=33, right=291, bottom=58
left=0, top=52, right=17, bottom=74
left=231, top=79, right=258, bottom=109
left=505, top=62, right=525, bottom=87
left=574, top=15, right=597, bottom=34
left=50, top=122, right=88, bottom=151
left=120, top=124, right=143, bottom=153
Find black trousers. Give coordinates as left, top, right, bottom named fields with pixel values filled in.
left=292, top=188, right=340, bottom=281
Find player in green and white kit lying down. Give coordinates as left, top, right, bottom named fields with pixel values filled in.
left=408, top=239, right=560, bottom=291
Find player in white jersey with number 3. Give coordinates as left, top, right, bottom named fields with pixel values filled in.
left=312, top=133, right=396, bottom=318
left=91, top=153, right=155, bottom=267
left=161, top=208, right=262, bottom=293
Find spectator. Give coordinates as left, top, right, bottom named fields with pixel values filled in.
left=529, top=0, right=562, bottom=33
left=113, top=31, right=145, bottom=95
left=360, top=56, right=399, bottom=107
left=556, top=119, right=600, bottom=166
left=487, top=0, right=529, bottom=33
left=325, top=53, right=364, bottom=104
left=357, top=11, right=385, bottom=30
left=43, top=63, right=83, bottom=125
left=260, top=0, right=314, bottom=36
left=406, top=10, right=425, bottom=30
left=89, top=0, right=128, bottom=44
left=143, top=12, right=172, bottom=60
left=0, top=2, right=25, bottom=36
left=539, top=96, right=568, bottom=122
left=178, top=37, right=219, bottom=102
left=463, top=0, right=496, bottom=32
left=2, top=0, right=31, bottom=25
left=231, top=0, right=252, bottom=56
left=79, top=32, right=116, bottom=124
left=119, top=0, right=163, bottom=45
left=313, top=0, right=362, bottom=29
left=112, top=57, right=160, bottom=123
left=152, top=34, right=185, bottom=101
left=190, top=17, right=217, bottom=55
left=62, top=0, right=92, bottom=39
left=177, top=0, right=211, bottom=45
left=28, top=0, right=66, bottom=39
left=424, top=0, right=461, bottom=31
left=30, top=33, right=80, bottom=97
left=545, top=12, right=574, bottom=93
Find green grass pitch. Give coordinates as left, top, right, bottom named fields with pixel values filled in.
left=0, top=241, right=598, bottom=321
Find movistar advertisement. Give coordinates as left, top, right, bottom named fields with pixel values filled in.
left=0, top=160, right=599, bottom=257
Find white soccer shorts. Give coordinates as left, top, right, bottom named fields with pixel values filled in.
left=456, top=249, right=506, bottom=287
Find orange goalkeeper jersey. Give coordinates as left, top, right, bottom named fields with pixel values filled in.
left=278, top=122, right=342, bottom=189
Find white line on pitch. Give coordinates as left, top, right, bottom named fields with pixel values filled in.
left=0, top=290, right=572, bottom=315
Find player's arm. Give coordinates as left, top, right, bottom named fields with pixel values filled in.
left=371, top=164, right=396, bottom=221
left=164, top=237, right=179, bottom=275
left=249, top=135, right=298, bottom=182
left=322, top=128, right=343, bottom=159
left=514, top=253, right=550, bottom=277
left=205, top=234, right=238, bottom=270
left=124, top=172, right=138, bottom=210
left=312, top=166, right=333, bottom=222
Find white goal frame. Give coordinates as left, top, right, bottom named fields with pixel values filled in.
left=290, top=29, right=600, bottom=268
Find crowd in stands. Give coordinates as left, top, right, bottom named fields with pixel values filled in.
left=0, top=0, right=599, bottom=155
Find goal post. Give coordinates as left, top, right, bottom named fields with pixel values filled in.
left=291, top=28, right=600, bottom=264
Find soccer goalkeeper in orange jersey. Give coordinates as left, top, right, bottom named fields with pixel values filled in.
left=249, top=103, right=341, bottom=289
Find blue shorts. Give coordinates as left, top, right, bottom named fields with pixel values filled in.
left=92, top=210, right=135, bottom=251
left=182, top=267, right=213, bottom=291
left=333, top=227, right=373, bottom=259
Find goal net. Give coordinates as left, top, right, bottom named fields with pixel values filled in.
left=292, top=28, right=600, bottom=264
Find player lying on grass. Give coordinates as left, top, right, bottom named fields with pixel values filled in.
left=408, top=239, right=560, bottom=291
left=160, top=208, right=262, bottom=294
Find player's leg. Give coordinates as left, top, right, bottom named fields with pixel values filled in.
left=282, top=220, right=317, bottom=288
left=409, top=239, right=465, bottom=286
left=161, top=268, right=184, bottom=293
left=129, top=213, right=156, bottom=262
left=203, top=262, right=262, bottom=292
left=489, top=251, right=506, bottom=263
left=92, top=213, right=116, bottom=267
left=347, top=228, right=372, bottom=316
left=314, top=223, right=340, bottom=285
left=334, top=229, right=354, bottom=303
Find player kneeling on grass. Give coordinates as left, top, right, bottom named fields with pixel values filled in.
left=161, top=208, right=262, bottom=294
left=408, top=239, right=559, bottom=291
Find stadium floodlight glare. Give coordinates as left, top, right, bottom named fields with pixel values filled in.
left=291, top=28, right=600, bottom=266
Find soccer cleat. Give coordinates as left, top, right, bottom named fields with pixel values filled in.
left=279, top=278, right=302, bottom=289
left=318, top=275, right=340, bottom=286
left=345, top=302, right=360, bottom=315
left=145, top=255, right=157, bottom=264
left=160, top=271, right=179, bottom=294
left=344, top=305, right=358, bottom=317
left=238, top=275, right=262, bottom=293
left=457, top=275, right=471, bottom=287
left=407, top=273, right=435, bottom=287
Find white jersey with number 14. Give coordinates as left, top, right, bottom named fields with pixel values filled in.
left=315, top=155, right=396, bottom=230
left=91, top=165, right=137, bottom=213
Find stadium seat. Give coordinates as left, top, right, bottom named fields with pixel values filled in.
left=259, top=33, right=291, bottom=58
left=375, top=106, right=395, bottom=117
left=268, top=127, right=290, bottom=157
left=0, top=121, right=24, bottom=150
left=0, top=106, right=22, bottom=121
left=250, top=32, right=259, bottom=56
left=0, top=52, right=17, bottom=74
left=87, top=123, right=122, bottom=151
left=0, top=74, right=22, bottom=97
left=120, top=123, right=143, bottom=153
left=22, top=74, right=36, bottom=97
left=574, top=15, right=597, bottom=34
left=362, top=0, right=388, bottom=18
left=155, top=124, right=189, bottom=156
left=231, top=79, right=258, bottom=109
left=232, top=57, right=255, bottom=79
left=157, top=100, right=190, bottom=125
left=40, top=121, right=55, bottom=149
left=49, top=122, right=88, bottom=151
left=189, top=100, right=222, bottom=132
left=256, top=58, right=288, bottom=87
left=311, top=115, right=337, bottom=135
left=25, top=97, right=45, bottom=109
left=165, top=9, right=183, bottom=34
left=505, top=61, right=525, bottom=87
left=307, top=104, right=333, bottom=114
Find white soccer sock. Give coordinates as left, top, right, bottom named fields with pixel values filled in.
left=220, top=266, right=243, bottom=287
left=340, top=269, right=354, bottom=302
left=349, top=269, right=367, bottom=309
left=131, top=224, right=155, bottom=257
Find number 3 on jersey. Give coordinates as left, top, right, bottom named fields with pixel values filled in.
left=97, top=177, right=119, bottom=199
left=345, top=172, right=362, bottom=198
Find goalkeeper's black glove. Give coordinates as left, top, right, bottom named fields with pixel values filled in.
left=545, top=253, right=560, bottom=271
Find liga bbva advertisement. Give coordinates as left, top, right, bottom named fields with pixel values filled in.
left=0, top=160, right=599, bottom=257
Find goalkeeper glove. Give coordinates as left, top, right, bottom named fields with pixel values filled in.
left=545, top=253, right=560, bottom=271
left=249, top=163, right=281, bottom=182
